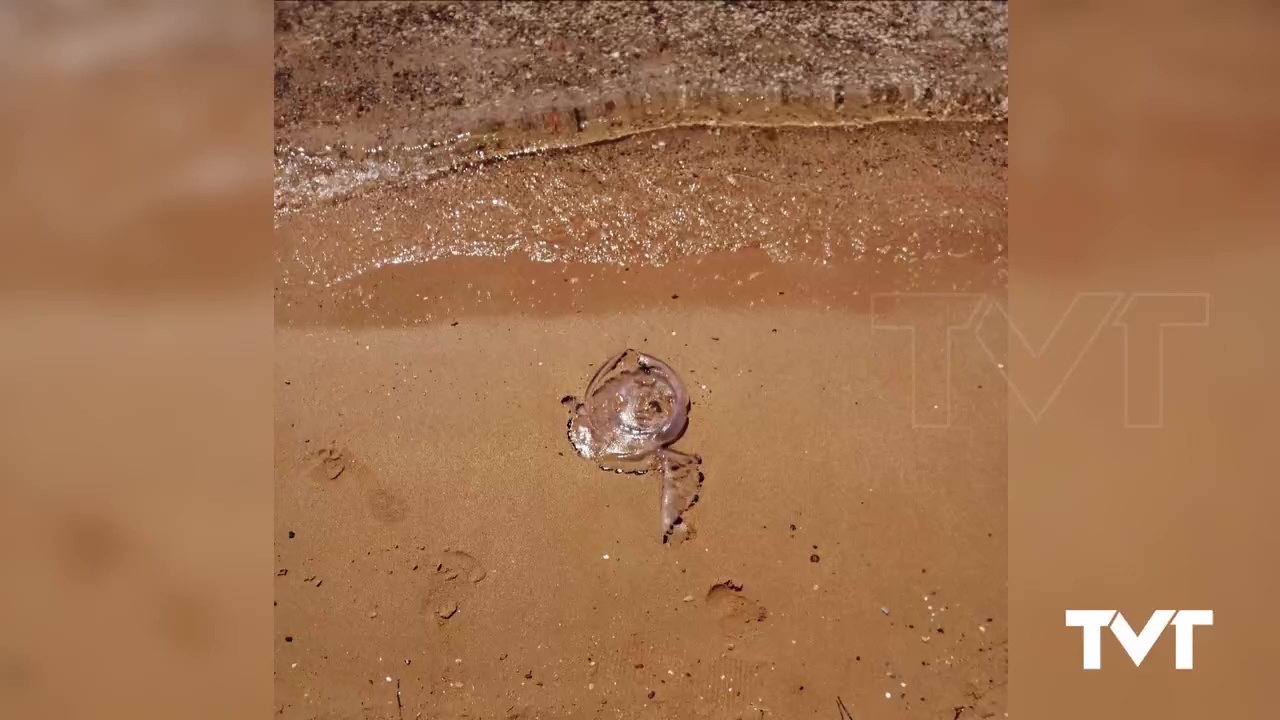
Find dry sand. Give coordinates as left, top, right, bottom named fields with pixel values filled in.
left=275, top=3, right=1007, bottom=718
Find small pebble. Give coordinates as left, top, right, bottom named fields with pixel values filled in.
left=437, top=601, right=458, bottom=619
left=368, top=611, right=378, bottom=618
left=683, top=595, right=694, bottom=602
left=880, top=607, right=890, bottom=615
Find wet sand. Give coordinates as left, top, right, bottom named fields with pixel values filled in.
left=275, top=302, right=1007, bottom=718
left=275, top=3, right=1007, bottom=718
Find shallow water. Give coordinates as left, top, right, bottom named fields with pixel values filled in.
left=273, top=83, right=1005, bottom=218
left=274, top=120, right=1006, bottom=332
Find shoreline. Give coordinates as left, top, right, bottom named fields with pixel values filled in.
left=275, top=121, right=1007, bottom=331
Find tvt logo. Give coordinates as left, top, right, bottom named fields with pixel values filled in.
left=871, top=292, right=1211, bottom=428
left=1065, top=609, right=1213, bottom=670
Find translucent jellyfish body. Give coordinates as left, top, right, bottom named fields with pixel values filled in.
left=563, top=349, right=703, bottom=542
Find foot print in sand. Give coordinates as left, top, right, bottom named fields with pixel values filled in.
left=308, top=443, right=347, bottom=482
left=562, top=349, right=704, bottom=542
left=432, top=549, right=487, bottom=584
left=705, top=580, right=768, bottom=638
left=305, top=443, right=408, bottom=524
left=420, top=548, right=487, bottom=624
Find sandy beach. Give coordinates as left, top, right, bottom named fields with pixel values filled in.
left=275, top=3, right=1007, bottom=717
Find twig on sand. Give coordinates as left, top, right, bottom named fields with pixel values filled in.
left=395, top=678, right=403, bottom=720
left=836, top=695, right=854, bottom=719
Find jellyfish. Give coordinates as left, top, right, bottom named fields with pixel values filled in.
left=562, top=349, right=703, bottom=542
